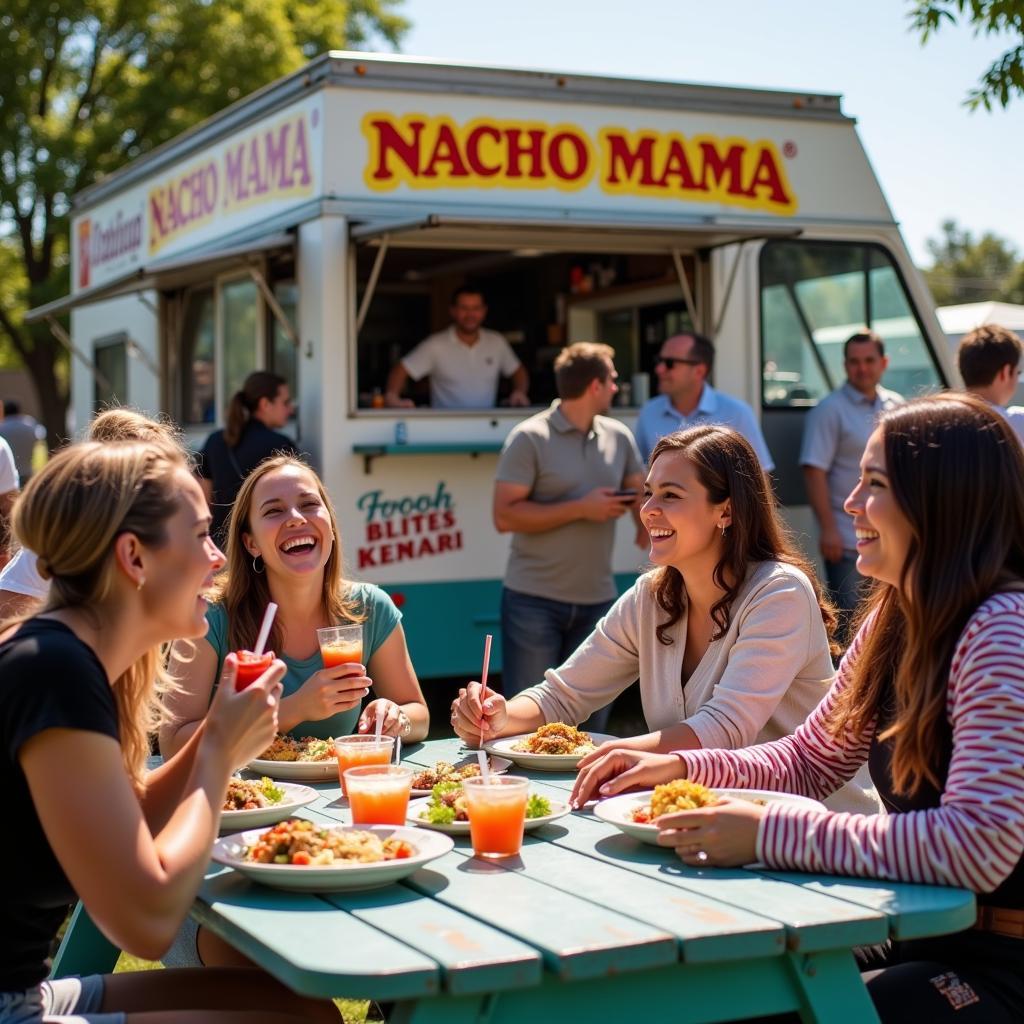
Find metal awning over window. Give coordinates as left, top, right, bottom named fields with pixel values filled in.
left=24, top=231, right=295, bottom=323
left=350, top=213, right=801, bottom=253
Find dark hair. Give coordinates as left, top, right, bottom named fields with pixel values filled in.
left=648, top=425, right=837, bottom=650
left=676, top=332, right=715, bottom=372
left=844, top=330, right=885, bottom=358
left=554, top=342, right=615, bottom=399
left=957, top=324, right=1022, bottom=388
left=3, top=400, right=20, bottom=416
left=828, top=393, right=1024, bottom=795
left=223, top=371, right=287, bottom=447
left=450, top=285, right=485, bottom=306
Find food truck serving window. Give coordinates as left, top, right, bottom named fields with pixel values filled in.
left=759, top=240, right=944, bottom=407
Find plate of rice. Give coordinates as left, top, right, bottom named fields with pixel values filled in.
left=483, top=723, right=618, bottom=771
left=248, top=735, right=337, bottom=780
left=213, top=818, right=453, bottom=891
left=594, top=781, right=827, bottom=845
left=219, top=778, right=318, bottom=833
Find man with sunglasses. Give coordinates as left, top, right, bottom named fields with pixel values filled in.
left=634, top=332, right=773, bottom=469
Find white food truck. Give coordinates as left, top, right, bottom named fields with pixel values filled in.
left=29, top=52, right=953, bottom=678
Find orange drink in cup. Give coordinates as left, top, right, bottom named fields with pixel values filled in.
left=233, top=650, right=275, bottom=692
left=345, top=765, right=413, bottom=825
left=318, top=624, right=363, bottom=668
left=335, top=734, right=394, bottom=796
left=462, top=776, right=530, bottom=858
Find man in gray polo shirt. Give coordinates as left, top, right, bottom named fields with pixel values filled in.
left=800, top=330, right=903, bottom=637
left=494, top=342, right=644, bottom=730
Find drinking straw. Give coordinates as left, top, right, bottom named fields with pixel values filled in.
left=477, top=749, right=491, bottom=784
left=478, top=633, right=493, bottom=746
left=253, top=602, right=278, bottom=657
left=394, top=735, right=402, bottom=765
left=375, top=704, right=384, bottom=742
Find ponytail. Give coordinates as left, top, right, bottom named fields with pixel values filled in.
left=223, top=371, right=286, bottom=447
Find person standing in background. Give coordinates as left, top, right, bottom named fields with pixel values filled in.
left=384, top=286, right=530, bottom=409
left=493, top=342, right=644, bottom=732
left=634, top=332, right=774, bottom=470
left=957, top=324, right=1024, bottom=444
left=0, top=434, right=18, bottom=570
left=800, top=330, right=903, bottom=639
left=197, top=371, right=298, bottom=543
left=0, top=401, right=43, bottom=483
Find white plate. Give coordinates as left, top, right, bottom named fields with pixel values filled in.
left=212, top=824, right=453, bottom=891
left=594, top=788, right=827, bottom=845
left=483, top=733, right=619, bottom=772
left=219, top=782, right=318, bottom=834
left=408, top=755, right=513, bottom=797
left=247, top=757, right=338, bottom=781
left=406, top=796, right=571, bottom=834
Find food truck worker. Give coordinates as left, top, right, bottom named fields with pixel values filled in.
left=493, top=342, right=644, bottom=731
left=634, top=332, right=774, bottom=470
left=384, top=286, right=530, bottom=409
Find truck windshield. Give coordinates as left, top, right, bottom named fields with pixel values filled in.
left=760, top=240, right=945, bottom=407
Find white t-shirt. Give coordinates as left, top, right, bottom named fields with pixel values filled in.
left=0, top=547, right=47, bottom=600
left=0, top=436, right=18, bottom=494
left=401, top=327, right=521, bottom=409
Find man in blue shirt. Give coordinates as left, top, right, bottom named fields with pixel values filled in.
left=634, top=332, right=774, bottom=470
left=800, top=330, right=903, bottom=637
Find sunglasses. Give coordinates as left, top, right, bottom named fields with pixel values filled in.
left=656, top=357, right=703, bottom=369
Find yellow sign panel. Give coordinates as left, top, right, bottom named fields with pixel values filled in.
left=363, top=112, right=797, bottom=214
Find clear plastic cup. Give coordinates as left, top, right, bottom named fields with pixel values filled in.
left=344, top=764, right=413, bottom=825
left=317, top=624, right=363, bottom=668
left=335, top=734, right=394, bottom=796
left=462, top=775, right=530, bottom=858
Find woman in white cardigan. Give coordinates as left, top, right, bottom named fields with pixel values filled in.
left=452, top=424, right=876, bottom=812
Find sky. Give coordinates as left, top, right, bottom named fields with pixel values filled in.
left=398, top=0, right=1024, bottom=267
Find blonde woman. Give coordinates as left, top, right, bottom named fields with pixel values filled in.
left=0, top=441, right=337, bottom=1022
left=0, top=408, right=186, bottom=620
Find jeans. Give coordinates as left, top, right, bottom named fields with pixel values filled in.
left=500, top=588, right=615, bottom=732
left=826, top=550, right=867, bottom=646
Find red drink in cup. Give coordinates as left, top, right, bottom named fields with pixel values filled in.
left=233, top=650, right=275, bottom=692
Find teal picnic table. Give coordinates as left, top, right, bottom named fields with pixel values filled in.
left=53, top=738, right=975, bottom=1023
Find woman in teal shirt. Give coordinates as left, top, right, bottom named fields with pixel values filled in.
left=162, top=455, right=429, bottom=758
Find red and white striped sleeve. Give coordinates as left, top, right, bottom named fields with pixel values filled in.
left=676, top=618, right=877, bottom=801
left=754, top=594, right=1024, bottom=892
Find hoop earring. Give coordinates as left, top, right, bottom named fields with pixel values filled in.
left=252, top=555, right=265, bottom=575
left=719, top=523, right=728, bottom=539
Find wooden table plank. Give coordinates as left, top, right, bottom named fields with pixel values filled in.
left=509, top=831, right=786, bottom=963
left=403, top=848, right=678, bottom=980
left=758, top=871, right=977, bottom=941
left=324, top=886, right=542, bottom=996
left=553, top=813, right=890, bottom=952
left=194, top=868, right=440, bottom=1000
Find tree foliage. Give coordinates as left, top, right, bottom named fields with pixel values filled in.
left=0, top=0, right=408, bottom=444
left=923, top=219, right=1024, bottom=304
left=909, top=1, right=1024, bottom=109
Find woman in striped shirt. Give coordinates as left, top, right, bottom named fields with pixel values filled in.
left=572, top=393, right=1024, bottom=1022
